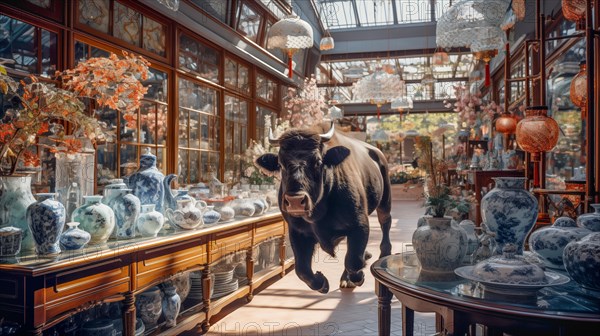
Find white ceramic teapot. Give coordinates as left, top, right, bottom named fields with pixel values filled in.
left=166, top=199, right=204, bottom=230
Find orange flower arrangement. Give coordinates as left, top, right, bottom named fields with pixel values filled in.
left=0, top=51, right=149, bottom=175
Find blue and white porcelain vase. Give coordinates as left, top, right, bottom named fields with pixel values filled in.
left=26, top=193, right=66, bottom=255
left=60, top=222, right=91, bottom=250
left=563, top=232, right=600, bottom=291
left=481, top=177, right=538, bottom=255
left=231, top=198, right=255, bottom=217
left=102, top=179, right=127, bottom=206
left=136, top=286, right=163, bottom=327
left=576, top=204, right=600, bottom=232
left=72, top=195, right=115, bottom=246
left=0, top=226, right=22, bottom=256
left=529, top=216, right=591, bottom=270
left=161, top=280, right=181, bottom=327
left=136, top=204, right=164, bottom=237
left=0, top=175, right=36, bottom=252
left=127, top=149, right=166, bottom=213
left=412, top=216, right=467, bottom=273
left=202, top=205, right=221, bottom=225
left=108, top=189, right=141, bottom=239
left=212, top=200, right=235, bottom=222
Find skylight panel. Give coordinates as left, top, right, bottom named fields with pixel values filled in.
left=356, top=0, right=395, bottom=27
left=395, top=0, right=431, bottom=24
left=319, top=0, right=357, bottom=29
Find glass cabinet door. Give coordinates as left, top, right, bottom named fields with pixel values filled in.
left=178, top=77, right=220, bottom=185
left=224, top=95, right=249, bottom=184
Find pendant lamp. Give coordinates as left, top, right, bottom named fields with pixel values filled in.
left=320, top=31, right=335, bottom=51
left=267, top=15, right=313, bottom=78
left=570, top=61, right=587, bottom=118
left=436, top=0, right=511, bottom=86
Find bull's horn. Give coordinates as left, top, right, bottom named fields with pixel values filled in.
left=268, top=127, right=280, bottom=146
left=319, top=122, right=335, bottom=142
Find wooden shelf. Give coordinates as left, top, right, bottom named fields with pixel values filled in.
left=0, top=212, right=291, bottom=336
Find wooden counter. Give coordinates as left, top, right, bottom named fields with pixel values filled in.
left=0, top=211, right=291, bottom=335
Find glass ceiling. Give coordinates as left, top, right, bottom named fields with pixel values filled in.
left=318, top=0, right=454, bottom=30
left=318, top=52, right=473, bottom=103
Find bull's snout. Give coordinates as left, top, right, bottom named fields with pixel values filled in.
left=283, top=193, right=309, bottom=216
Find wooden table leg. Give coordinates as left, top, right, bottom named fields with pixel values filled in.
left=123, top=291, right=136, bottom=336
left=402, top=304, right=414, bottom=336
left=375, top=280, right=393, bottom=336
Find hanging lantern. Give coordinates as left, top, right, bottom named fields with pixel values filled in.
left=432, top=51, right=450, bottom=66
left=515, top=106, right=560, bottom=161
left=421, top=67, right=437, bottom=85
left=473, top=49, right=498, bottom=87
left=319, top=31, right=335, bottom=51
left=570, top=60, right=587, bottom=118
left=495, top=113, right=517, bottom=134
left=436, top=0, right=510, bottom=86
left=267, top=15, right=314, bottom=78
left=353, top=66, right=405, bottom=119
left=562, top=0, right=586, bottom=29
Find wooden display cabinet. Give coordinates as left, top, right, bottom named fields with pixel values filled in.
left=0, top=212, right=291, bottom=336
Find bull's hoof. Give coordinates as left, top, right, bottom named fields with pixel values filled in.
left=365, top=251, right=372, bottom=260
left=340, top=279, right=357, bottom=288
left=315, top=271, right=330, bottom=294
left=349, top=270, right=365, bottom=287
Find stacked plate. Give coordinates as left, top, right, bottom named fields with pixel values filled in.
left=188, top=271, right=205, bottom=300
left=211, top=269, right=238, bottom=299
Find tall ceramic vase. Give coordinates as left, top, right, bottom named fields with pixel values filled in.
left=72, top=195, right=115, bottom=246
left=26, top=193, right=66, bottom=255
left=127, top=149, right=165, bottom=213
left=412, top=217, right=467, bottom=273
left=108, top=189, right=141, bottom=239
left=0, top=175, right=36, bottom=252
left=481, top=177, right=538, bottom=255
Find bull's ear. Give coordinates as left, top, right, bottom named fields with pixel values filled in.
left=323, top=146, right=350, bottom=167
left=255, top=153, right=279, bottom=173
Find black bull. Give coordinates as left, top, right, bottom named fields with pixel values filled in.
left=255, top=123, right=392, bottom=293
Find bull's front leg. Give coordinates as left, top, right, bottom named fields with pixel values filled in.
left=289, top=229, right=330, bottom=294
left=341, top=221, right=369, bottom=288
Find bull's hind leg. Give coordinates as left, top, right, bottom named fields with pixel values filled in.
left=377, top=207, right=392, bottom=258
left=340, top=220, right=369, bottom=288
left=289, top=229, right=330, bottom=294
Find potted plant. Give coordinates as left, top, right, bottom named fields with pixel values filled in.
left=411, top=136, right=467, bottom=273
left=0, top=51, right=149, bottom=252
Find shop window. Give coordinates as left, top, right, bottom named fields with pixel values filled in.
left=224, top=95, right=249, bottom=184
left=142, top=16, right=166, bottom=57
left=0, top=15, right=58, bottom=77
left=236, top=2, right=262, bottom=43
left=178, top=32, right=220, bottom=84
left=178, top=77, right=220, bottom=185
left=225, top=57, right=250, bottom=95
left=256, top=105, right=276, bottom=144
left=264, top=20, right=286, bottom=62
left=78, top=0, right=110, bottom=34
left=74, top=41, right=168, bottom=187
left=256, top=73, right=277, bottom=104
left=190, top=0, right=230, bottom=25
left=77, top=0, right=166, bottom=58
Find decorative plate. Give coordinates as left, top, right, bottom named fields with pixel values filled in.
left=455, top=266, right=570, bottom=296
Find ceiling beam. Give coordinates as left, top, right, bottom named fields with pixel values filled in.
left=339, top=100, right=451, bottom=117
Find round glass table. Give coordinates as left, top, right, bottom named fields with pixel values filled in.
left=370, top=253, right=600, bottom=336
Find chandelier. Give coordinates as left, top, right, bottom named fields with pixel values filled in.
left=436, top=0, right=512, bottom=86
left=267, top=15, right=313, bottom=78
left=157, top=0, right=179, bottom=11
left=353, top=66, right=405, bottom=119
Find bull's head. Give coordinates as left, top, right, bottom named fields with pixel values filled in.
left=255, top=124, right=350, bottom=218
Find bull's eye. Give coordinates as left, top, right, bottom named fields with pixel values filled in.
left=315, top=160, right=322, bottom=168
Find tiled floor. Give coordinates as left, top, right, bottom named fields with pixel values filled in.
left=202, top=199, right=437, bottom=336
